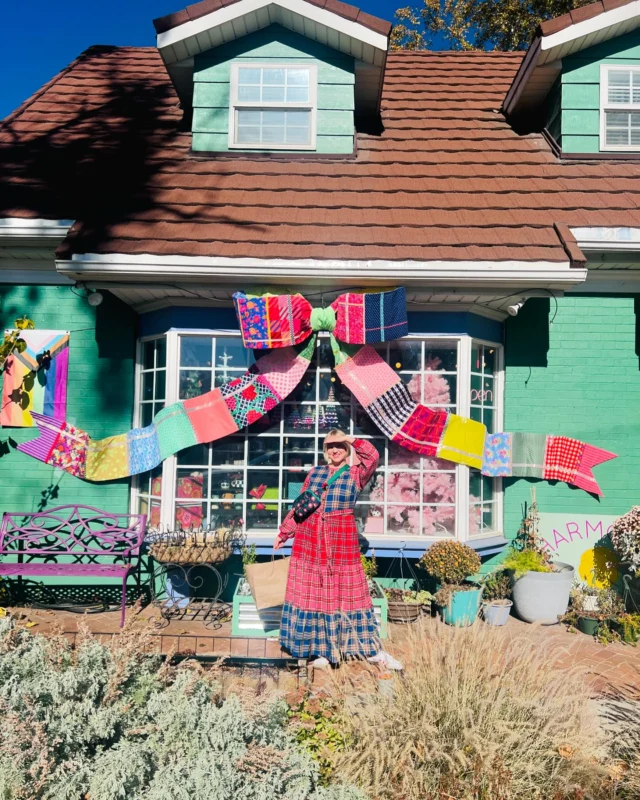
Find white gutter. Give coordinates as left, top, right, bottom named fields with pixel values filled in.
left=0, top=218, right=74, bottom=242
left=57, top=252, right=587, bottom=289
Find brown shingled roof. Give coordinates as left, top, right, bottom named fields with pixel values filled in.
left=539, top=0, right=635, bottom=36
left=153, top=0, right=392, bottom=37
left=1, top=45, right=639, bottom=265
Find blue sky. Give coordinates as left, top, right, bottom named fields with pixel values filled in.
left=2, top=0, right=400, bottom=119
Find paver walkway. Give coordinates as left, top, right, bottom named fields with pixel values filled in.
left=6, top=603, right=639, bottom=698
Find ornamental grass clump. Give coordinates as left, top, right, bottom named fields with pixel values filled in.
left=610, top=506, right=640, bottom=575
left=0, top=617, right=362, bottom=800
left=331, top=621, right=610, bottom=800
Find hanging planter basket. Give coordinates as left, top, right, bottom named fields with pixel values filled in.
left=387, top=600, right=422, bottom=623
left=147, top=527, right=241, bottom=565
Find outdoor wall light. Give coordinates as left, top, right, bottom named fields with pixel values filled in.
left=507, top=300, right=525, bottom=317
left=87, top=291, right=104, bottom=307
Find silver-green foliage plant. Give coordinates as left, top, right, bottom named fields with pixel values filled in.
left=0, top=619, right=363, bottom=800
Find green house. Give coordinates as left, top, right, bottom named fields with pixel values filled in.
left=0, top=0, right=639, bottom=604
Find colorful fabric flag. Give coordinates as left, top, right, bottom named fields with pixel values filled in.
left=16, top=288, right=616, bottom=495
left=481, top=432, right=616, bottom=495
left=1, top=330, right=69, bottom=427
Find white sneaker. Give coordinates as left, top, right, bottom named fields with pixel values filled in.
left=367, top=651, right=403, bottom=671
left=310, top=656, right=331, bottom=669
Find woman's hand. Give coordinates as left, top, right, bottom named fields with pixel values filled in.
left=325, top=431, right=355, bottom=445
left=274, top=534, right=285, bottom=550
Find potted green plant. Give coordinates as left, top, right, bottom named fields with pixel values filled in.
left=383, top=587, right=434, bottom=623
left=567, top=585, right=624, bottom=637
left=420, top=541, right=482, bottom=627
left=502, top=547, right=574, bottom=624
left=480, top=569, right=512, bottom=626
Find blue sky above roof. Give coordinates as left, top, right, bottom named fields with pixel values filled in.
left=2, top=0, right=398, bottom=119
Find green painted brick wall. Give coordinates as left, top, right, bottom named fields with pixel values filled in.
left=502, top=295, right=640, bottom=539
left=0, top=286, right=137, bottom=515
left=192, top=24, right=355, bottom=154
left=555, top=30, right=640, bottom=153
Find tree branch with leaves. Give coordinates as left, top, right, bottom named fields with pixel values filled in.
left=391, top=0, right=594, bottom=52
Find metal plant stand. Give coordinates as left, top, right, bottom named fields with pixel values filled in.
left=150, top=560, right=230, bottom=630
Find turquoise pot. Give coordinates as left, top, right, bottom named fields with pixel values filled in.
left=440, top=587, right=482, bottom=627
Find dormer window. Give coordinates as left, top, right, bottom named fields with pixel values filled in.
left=229, top=63, right=317, bottom=150
left=600, top=66, right=640, bottom=151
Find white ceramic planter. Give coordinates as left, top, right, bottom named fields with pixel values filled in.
left=511, top=561, right=574, bottom=625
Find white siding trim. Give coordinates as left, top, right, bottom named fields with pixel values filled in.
left=540, top=1, right=640, bottom=56
left=157, top=0, right=388, bottom=56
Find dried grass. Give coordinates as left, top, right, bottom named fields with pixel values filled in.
left=330, top=621, right=611, bottom=800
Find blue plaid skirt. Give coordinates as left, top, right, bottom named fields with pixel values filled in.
left=280, top=601, right=380, bottom=661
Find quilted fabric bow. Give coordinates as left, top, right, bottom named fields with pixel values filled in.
left=233, top=288, right=409, bottom=349
left=17, top=287, right=616, bottom=494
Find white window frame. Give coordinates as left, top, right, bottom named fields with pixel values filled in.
left=599, top=64, right=640, bottom=151
left=131, top=330, right=504, bottom=542
left=228, top=62, right=318, bottom=151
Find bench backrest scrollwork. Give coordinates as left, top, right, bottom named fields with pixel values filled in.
left=0, top=505, right=147, bottom=559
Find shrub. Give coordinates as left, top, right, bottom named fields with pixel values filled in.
left=501, top=547, right=552, bottom=579
left=331, top=621, right=609, bottom=800
left=482, top=569, right=512, bottom=602
left=610, top=506, right=640, bottom=575
left=383, top=588, right=433, bottom=605
left=0, top=618, right=362, bottom=800
left=419, top=540, right=481, bottom=586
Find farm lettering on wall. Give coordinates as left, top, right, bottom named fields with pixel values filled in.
left=17, top=289, right=616, bottom=493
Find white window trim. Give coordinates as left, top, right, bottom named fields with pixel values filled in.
left=599, top=64, right=640, bottom=152
left=132, top=330, right=504, bottom=542
left=228, top=62, right=318, bottom=151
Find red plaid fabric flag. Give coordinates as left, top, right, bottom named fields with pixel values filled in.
left=543, top=436, right=585, bottom=484
left=393, top=406, right=449, bottom=457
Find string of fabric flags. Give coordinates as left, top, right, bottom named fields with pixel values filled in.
left=17, top=288, right=616, bottom=495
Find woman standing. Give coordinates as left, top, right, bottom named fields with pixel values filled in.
left=274, top=429, right=402, bottom=670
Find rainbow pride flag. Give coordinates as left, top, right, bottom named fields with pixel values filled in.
left=1, top=330, right=69, bottom=427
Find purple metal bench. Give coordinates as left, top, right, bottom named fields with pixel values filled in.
left=0, top=504, right=147, bottom=626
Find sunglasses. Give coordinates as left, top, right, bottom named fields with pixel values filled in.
left=326, top=442, right=348, bottom=451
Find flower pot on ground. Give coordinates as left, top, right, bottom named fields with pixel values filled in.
left=480, top=568, right=512, bottom=627
left=382, top=587, right=433, bottom=623
left=564, top=585, right=625, bottom=639
left=420, top=541, right=482, bottom=628
left=577, top=616, right=600, bottom=636
left=502, top=548, right=574, bottom=625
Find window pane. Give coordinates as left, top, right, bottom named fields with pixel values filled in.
left=237, top=109, right=261, bottom=126
left=216, top=336, right=254, bottom=371
left=141, top=403, right=154, bottom=427
left=425, top=342, right=457, bottom=372
left=155, top=369, right=166, bottom=401
left=248, top=437, right=280, bottom=467
left=263, top=68, right=285, bottom=85
left=608, top=70, right=631, bottom=103
left=237, top=125, right=260, bottom=144
left=156, top=338, right=166, bottom=369
left=283, top=437, right=316, bottom=468
left=262, top=126, right=286, bottom=145
left=180, top=336, right=212, bottom=367
left=390, top=340, right=422, bottom=371
left=179, top=370, right=211, bottom=399
left=142, top=340, right=155, bottom=370
left=287, top=68, right=309, bottom=86
left=286, top=122, right=310, bottom=144
left=239, top=67, right=261, bottom=84
left=606, top=111, right=629, bottom=126
left=262, top=86, right=286, bottom=103
left=238, top=85, right=261, bottom=102
left=606, top=125, right=630, bottom=147
left=262, top=110, right=286, bottom=126
left=211, top=436, right=245, bottom=466
left=142, top=372, right=154, bottom=401
left=177, top=444, right=209, bottom=466
left=286, top=86, right=309, bottom=103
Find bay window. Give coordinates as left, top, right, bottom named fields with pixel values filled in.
left=133, top=332, right=503, bottom=541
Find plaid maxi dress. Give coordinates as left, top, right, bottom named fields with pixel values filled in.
left=278, top=438, right=380, bottom=661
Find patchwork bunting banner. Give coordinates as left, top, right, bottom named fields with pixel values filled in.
left=1, top=330, right=69, bottom=427
left=17, top=288, right=616, bottom=495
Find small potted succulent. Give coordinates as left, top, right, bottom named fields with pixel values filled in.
left=480, top=569, right=512, bottom=626
left=420, top=541, right=482, bottom=627
left=383, top=587, right=434, bottom=623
